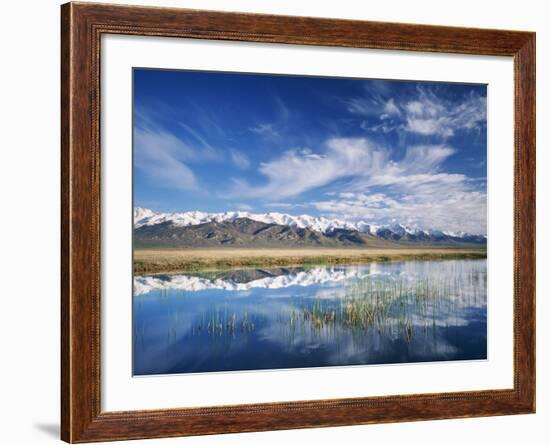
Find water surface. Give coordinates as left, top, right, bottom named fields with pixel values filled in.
left=133, top=259, right=487, bottom=375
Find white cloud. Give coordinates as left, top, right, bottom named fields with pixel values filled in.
left=135, top=108, right=254, bottom=191
left=384, top=98, right=401, bottom=116
left=312, top=188, right=486, bottom=234
left=361, top=120, right=402, bottom=134
left=405, top=101, right=425, bottom=115
left=249, top=123, right=280, bottom=137
left=134, top=127, right=198, bottom=191
left=248, top=95, right=291, bottom=139
left=229, top=149, right=250, bottom=170
left=230, top=138, right=386, bottom=200
left=229, top=135, right=485, bottom=233
left=349, top=85, right=486, bottom=138
left=178, top=122, right=218, bottom=157
left=266, top=202, right=296, bottom=209
left=306, top=142, right=486, bottom=233
left=179, top=122, right=251, bottom=169
left=346, top=97, right=383, bottom=116
left=403, top=89, right=486, bottom=137
left=346, top=81, right=399, bottom=117
left=231, top=139, right=459, bottom=201
left=406, top=118, right=455, bottom=137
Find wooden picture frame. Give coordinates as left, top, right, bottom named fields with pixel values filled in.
left=61, top=2, right=535, bottom=442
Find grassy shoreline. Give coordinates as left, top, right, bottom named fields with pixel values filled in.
left=134, top=247, right=487, bottom=275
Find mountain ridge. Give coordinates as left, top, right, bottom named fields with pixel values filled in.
left=134, top=207, right=487, bottom=240
left=134, top=209, right=487, bottom=249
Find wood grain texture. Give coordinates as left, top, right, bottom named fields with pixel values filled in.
left=60, top=2, right=536, bottom=442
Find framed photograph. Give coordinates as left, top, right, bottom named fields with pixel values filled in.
left=61, top=2, right=535, bottom=442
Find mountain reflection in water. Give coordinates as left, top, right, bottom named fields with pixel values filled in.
left=133, top=259, right=487, bottom=375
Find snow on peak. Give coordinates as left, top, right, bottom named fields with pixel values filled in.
left=133, top=207, right=365, bottom=232
left=133, top=207, right=484, bottom=239
left=134, top=207, right=155, bottom=222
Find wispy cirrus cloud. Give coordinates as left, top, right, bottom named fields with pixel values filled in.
left=349, top=84, right=486, bottom=139
left=383, top=98, right=401, bottom=116
left=178, top=121, right=220, bottom=159
left=179, top=120, right=251, bottom=169
left=230, top=136, right=486, bottom=233
left=229, top=149, right=250, bottom=170
left=265, top=202, right=298, bottom=209
left=345, top=81, right=401, bottom=117
left=230, top=138, right=386, bottom=200
left=249, top=123, right=280, bottom=137
left=134, top=107, right=252, bottom=189
left=235, top=203, right=253, bottom=211
left=404, top=89, right=486, bottom=137
left=248, top=95, right=290, bottom=138
left=230, top=138, right=456, bottom=200
left=134, top=127, right=199, bottom=191
left=307, top=141, right=486, bottom=233
left=312, top=188, right=487, bottom=234
left=134, top=107, right=209, bottom=191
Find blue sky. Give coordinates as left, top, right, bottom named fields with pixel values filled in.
left=134, top=69, right=487, bottom=234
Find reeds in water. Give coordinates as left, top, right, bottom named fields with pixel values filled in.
left=182, top=267, right=486, bottom=346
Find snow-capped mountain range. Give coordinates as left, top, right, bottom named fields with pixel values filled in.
left=134, top=207, right=486, bottom=241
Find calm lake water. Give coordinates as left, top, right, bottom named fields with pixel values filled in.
left=133, top=259, right=487, bottom=375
